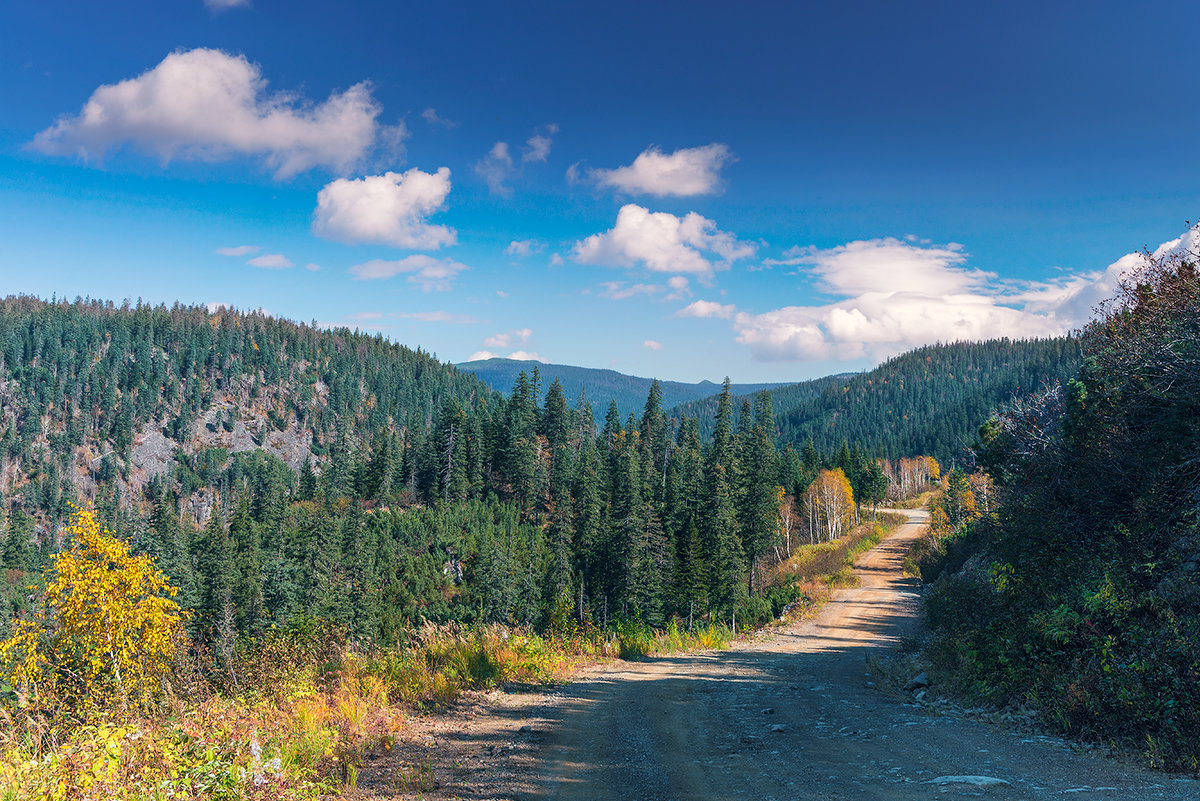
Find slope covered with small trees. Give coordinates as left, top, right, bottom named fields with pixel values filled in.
left=924, top=252, right=1200, bottom=770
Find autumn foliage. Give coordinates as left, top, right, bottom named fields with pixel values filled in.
left=0, top=505, right=183, bottom=716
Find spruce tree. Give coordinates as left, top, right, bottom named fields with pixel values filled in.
left=673, top=517, right=707, bottom=622
left=1, top=507, right=35, bottom=572
left=703, top=380, right=745, bottom=615
left=739, top=392, right=781, bottom=593
left=572, top=413, right=605, bottom=613
left=639, top=380, right=669, bottom=504
left=229, top=494, right=263, bottom=632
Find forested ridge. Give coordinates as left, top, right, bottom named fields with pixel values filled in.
left=0, top=294, right=497, bottom=520
left=0, top=294, right=923, bottom=650
left=457, top=356, right=786, bottom=420
left=671, top=338, right=1082, bottom=466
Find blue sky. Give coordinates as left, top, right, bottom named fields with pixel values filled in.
left=2, top=1, right=1198, bottom=382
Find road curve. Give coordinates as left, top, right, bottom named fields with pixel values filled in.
left=528, top=509, right=1200, bottom=800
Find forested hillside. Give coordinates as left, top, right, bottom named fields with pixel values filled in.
left=0, top=296, right=909, bottom=648
left=457, top=357, right=786, bottom=420
left=924, top=255, right=1200, bottom=769
left=672, top=338, right=1081, bottom=466
left=0, top=296, right=497, bottom=529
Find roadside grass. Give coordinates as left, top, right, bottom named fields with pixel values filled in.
left=0, top=617, right=741, bottom=799
left=772, top=512, right=903, bottom=594
left=0, top=622, right=576, bottom=800
left=0, top=513, right=912, bottom=799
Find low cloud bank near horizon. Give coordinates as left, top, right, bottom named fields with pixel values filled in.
left=690, top=228, right=1200, bottom=364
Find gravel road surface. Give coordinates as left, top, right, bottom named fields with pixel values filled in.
left=530, top=509, right=1200, bottom=800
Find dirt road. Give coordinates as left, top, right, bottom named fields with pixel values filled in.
left=355, top=510, right=1200, bottom=800
left=528, top=509, right=1200, bottom=800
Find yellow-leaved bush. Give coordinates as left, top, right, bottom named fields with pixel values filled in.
left=0, top=504, right=183, bottom=716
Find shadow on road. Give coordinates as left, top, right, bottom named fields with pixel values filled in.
left=360, top=511, right=1200, bottom=801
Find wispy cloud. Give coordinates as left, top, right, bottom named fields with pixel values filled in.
left=475, top=125, right=558, bottom=195
left=348, top=254, right=470, bottom=291
left=595, top=281, right=664, bottom=300
left=215, top=245, right=260, bottom=257
left=474, top=141, right=514, bottom=196
left=247, top=253, right=293, bottom=269
left=396, top=311, right=479, bottom=324
left=421, top=107, right=456, bottom=128
left=522, top=124, right=558, bottom=163
left=506, top=239, right=545, bottom=258
left=319, top=310, right=479, bottom=331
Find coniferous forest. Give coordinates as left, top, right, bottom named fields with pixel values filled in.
left=0, top=295, right=923, bottom=645
left=671, top=337, right=1082, bottom=466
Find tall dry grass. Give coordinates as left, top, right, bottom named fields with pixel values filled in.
left=0, top=621, right=574, bottom=800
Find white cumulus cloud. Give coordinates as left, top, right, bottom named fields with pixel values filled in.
left=642, top=340, right=663, bottom=351
left=467, top=349, right=547, bottom=363
left=505, top=350, right=546, bottom=362
left=32, top=48, right=382, bottom=179
left=724, top=233, right=1197, bottom=364
left=572, top=204, right=755, bottom=279
left=666, top=275, right=691, bottom=300
left=313, top=167, right=455, bottom=249
left=205, top=0, right=250, bottom=10
left=348, top=255, right=469, bottom=291
left=589, top=143, right=733, bottom=197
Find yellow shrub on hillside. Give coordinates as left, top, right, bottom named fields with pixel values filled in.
left=0, top=504, right=183, bottom=715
